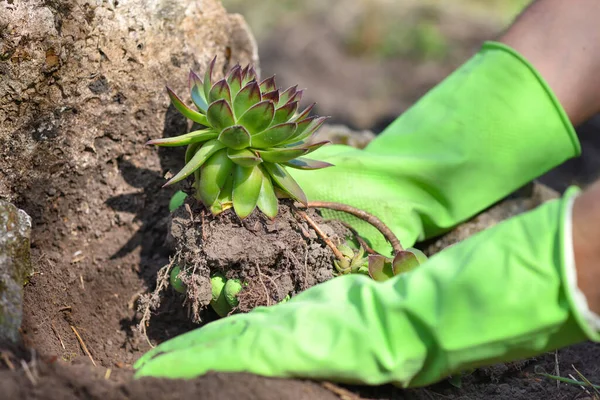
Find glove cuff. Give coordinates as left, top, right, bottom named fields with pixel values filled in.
left=562, top=186, right=600, bottom=340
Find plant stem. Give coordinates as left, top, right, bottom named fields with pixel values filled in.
left=303, top=201, right=403, bottom=253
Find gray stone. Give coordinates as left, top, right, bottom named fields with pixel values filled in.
left=0, top=200, right=33, bottom=343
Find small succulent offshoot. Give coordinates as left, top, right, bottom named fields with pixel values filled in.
left=367, top=248, right=428, bottom=282
left=331, top=240, right=428, bottom=282
left=147, top=57, right=333, bottom=219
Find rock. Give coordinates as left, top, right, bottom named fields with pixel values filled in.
left=311, top=124, right=376, bottom=149
left=0, top=0, right=259, bottom=203
left=0, top=201, right=33, bottom=343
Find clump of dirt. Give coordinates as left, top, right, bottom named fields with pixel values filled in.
left=140, top=196, right=351, bottom=323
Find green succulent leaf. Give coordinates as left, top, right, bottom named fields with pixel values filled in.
left=167, top=87, right=208, bottom=126
left=256, top=168, right=278, bottom=218
left=298, top=140, right=330, bottom=156
left=207, top=99, right=236, bottom=131
left=286, top=116, right=329, bottom=144
left=272, top=101, right=298, bottom=126
left=232, top=165, right=263, bottom=218
left=392, top=251, right=421, bottom=275
left=257, top=147, right=307, bottom=163
left=293, top=103, right=315, bottom=122
left=233, top=81, right=261, bottom=118
left=227, top=148, right=262, bottom=167
left=197, top=148, right=234, bottom=207
left=407, top=247, right=428, bottom=264
left=189, top=70, right=208, bottom=112
left=208, top=174, right=234, bottom=215
left=278, top=85, right=297, bottom=107
left=185, top=142, right=202, bottom=164
left=250, top=123, right=297, bottom=149
left=263, top=162, right=307, bottom=205
left=227, top=65, right=243, bottom=96
left=218, top=125, right=251, bottom=150
left=238, top=101, right=275, bottom=134
left=368, top=255, right=394, bottom=282
left=164, top=139, right=225, bottom=186
left=203, top=56, right=216, bottom=99
left=262, top=90, right=279, bottom=104
left=283, top=157, right=334, bottom=170
left=259, top=76, right=276, bottom=93
left=146, top=129, right=217, bottom=147
left=209, top=79, right=232, bottom=104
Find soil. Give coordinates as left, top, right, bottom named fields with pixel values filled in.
left=151, top=198, right=349, bottom=322
left=140, top=196, right=351, bottom=329
left=2, top=1, right=600, bottom=398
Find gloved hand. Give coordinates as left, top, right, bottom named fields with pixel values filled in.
left=290, top=41, right=580, bottom=254
left=134, top=187, right=599, bottom=386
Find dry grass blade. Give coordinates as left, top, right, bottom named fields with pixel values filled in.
left=297, top=210, right=344, bottom=260
left=70, top=325, right=97, bottom=367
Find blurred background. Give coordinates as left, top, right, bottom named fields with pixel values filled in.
left=222, top=0, right=600, bottom=191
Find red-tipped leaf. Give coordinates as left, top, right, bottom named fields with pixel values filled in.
left=206, top=99, right=235, bottom=131
left=167, top=87, right=208, bottom=126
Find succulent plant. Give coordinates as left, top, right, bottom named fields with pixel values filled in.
left=367, top=248, right=428, bottom=282
left=148, top=57, right=333, bottom=218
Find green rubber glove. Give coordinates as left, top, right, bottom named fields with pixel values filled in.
left=134, top=188, right=599, bottom=386
left=290, top=41, right=579, bottom=255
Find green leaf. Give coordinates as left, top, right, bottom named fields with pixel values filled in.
left=185, top=142, right=202, bottom=164
left=259, top=76, right=276, bottom=93
left=256, top=169, right=278, bottom=218
left=257, top=147, right=307, bottom=163
left=238, top=101, right=275, bottom=134
left=164, top=139, right=225, bottom=186
left=368, top=255, right=394, bottom=282
left=262, top=162, right=307, bottom=205
left=262, top=90, right=279, bottom=104
left=146, top=129, right=217, bottom=147
left=232, top=165, right=263, bottom=218
left=209, top=79, right=232, bottom=104
left=272, top=101, right=298, bottom=126
left=203, top=56, right=216, bottom=100
left=189, top=70, right=208, bottom=112
left=293, top=103, right=315, bottom=122
left=169, top=190, right=188, bottom=212
left=227, top=148, right=262, bottom=167
left=300, top=140, right=330, bottom=156
left=233, top=81, right=261, bottom=118
left=218, top=125, right=251, bottom=150
left=208, top=174, right=234, bottom=215
left=197, top=148, right=234, bottom=207
left=278, top=85, right=297, bottom=107
left=283, top=157, right=333, bottom=170
left=250, top=123, right=297, bottom=149
left=392, top=251, right=421, bottom=275
left=227, top=65, right=243, bottom=97
left=167, top=87, right=208, bottom=126
left=406, top=247, right=428, bottom=264
left=288, top=116, right=329, bottom=143
left=206, top=99, right=236, bottom=131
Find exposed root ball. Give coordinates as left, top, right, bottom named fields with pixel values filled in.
left=167, top=198, right=350, bottom=321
